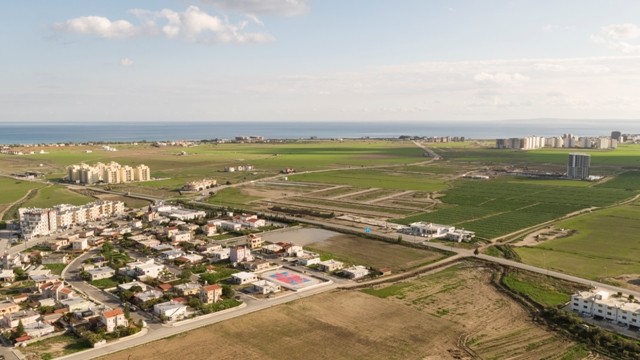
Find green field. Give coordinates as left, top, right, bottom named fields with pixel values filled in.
left=501, top=270, right=580, bottom=308
left=0, top=177, right=46, bottom=204
left=21, top=186, right=95, bottom=209
left=515, top=202, right=640, bottom=281
left=291, top=169, right=448, bottom=191
left=596, top=171, right=640, bottom=191
left=393, top=178, right=633, bottom=239
left=206, top=187, right=264, bottom=208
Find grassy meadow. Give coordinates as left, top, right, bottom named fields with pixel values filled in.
left=515, top=202, right=640, bottom=281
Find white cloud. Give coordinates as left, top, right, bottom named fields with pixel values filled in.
left=473, top=72, right=530, bottom=86
left=594, top=23, right=640, bottom=54
left=52, top=16, right=137, bottom=39
left=602, top=23, right=640, bottom=40
left=52, top=6, right=274, bottom=44
left=542, top=24, right=573, bottom=32
left=119, top=57, right=133, bottom=67
left=204, top=0, right=309, bottom=16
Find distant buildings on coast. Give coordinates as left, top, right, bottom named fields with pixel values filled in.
left=67, top=162, right=150, bottom=185
left=496, top=133, right=619, bottom=150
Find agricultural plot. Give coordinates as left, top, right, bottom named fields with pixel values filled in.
left=206, top=187, right=265, bottom=209
left=393, top=178, right=633, bottom=239
left=290, top=169, right=448, bottom=191
left=306, top=234, right=445, bottom=272
left=345, top=189, right=400, bottom=202
left=362, top=263, right=585, bottom=359
left=281, top=197, right=417, bottom=216
left=515, top=202, right=640, bottom=283
left=596, top=171, right=640, bottom=191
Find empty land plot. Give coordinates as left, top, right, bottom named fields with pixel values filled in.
left=290, top=169, right=448, bottom=191
left=515, top=202, right=640, bottom=282
left=206, top=187, right=265, bottom=208
left=306, top=234, right=445, bottom=272
left=392, top=178, right=633, bottom=239
left=345, top=189, right=400, bottom=202
left=362, top=263, right=584, bottom=359
left=305, top=185, right=359, bottom=198
left=102, top=291, right=463, bottom=360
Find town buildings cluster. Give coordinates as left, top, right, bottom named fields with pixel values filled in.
left=67, top=162, right=151, bottom=184
left=19, top=200, right=125, bottom=239
left=404, top=222, right=476, bottom=242
left=496, top=133, right=618, bottom=150
left=224, top=165, right=254, bottom=172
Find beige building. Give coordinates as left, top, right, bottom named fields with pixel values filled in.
left=67, top=161, right=151, bottom=184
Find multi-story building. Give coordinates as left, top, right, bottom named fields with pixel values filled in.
left=571, top=289, right=640, bottom=328
left=67, top=161, right=151, bottom=184
left=567, top=153, right=591, bottom=180
left=19, top=200, right=124, bottom=239
left=100, top=308, right=128, bottom=333
left=18, top=208, right=57, bottom=239
left=200, top=284, right=222, bottom=304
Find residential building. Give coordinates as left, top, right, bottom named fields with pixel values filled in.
left=134, top=262, right=165, bottom=280
left=0, top=300, right=19, bottom=316
left=1, top=310, right=40, bottom=329
left=134, top=290, right=163, bottom=304
left=154, top=301, right=187, bottom=321
left=199, top=284, right=222, bottom=304
left=230, top=246, right=254, bottom=263
left=175, top=282, right=202, bottom=296
left=60, top=298, right=94, bottom=312
left=117, top=281, right=148, bottom=292
left=571, top=289, right=640, bottom=328
left=251, top=280, right=281, bottom=295
left=245, top=234, right=263, bottom=249
left=71, top=238, right=89, bottom=251
left=18, top=208, right=57, bottom=239
left=567, top=153, right=591, bottom=180
left=341, top=265, right=370, bottom=280
left=0, top=270, right=15, bottom=283
left=409, top=222, right=455, bottom=238
left=202, top=224, right=217, bottom=236
left=317, top=259, right=344, bottom=272
left=210, top=248, right=231, bottom=262
left=67, top=161, right=151, bottom=184
left=87, top=266, right=115, bottom=281
left=100, top=308, right=128, bottom=333
left=230, top=271, right=258, bottom=285
left=24, top=321, right=55, bottom=338
left=171, top=231, right=192, bottom=244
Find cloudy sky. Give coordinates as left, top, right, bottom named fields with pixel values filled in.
left=3, top=0, right=640, bottom=122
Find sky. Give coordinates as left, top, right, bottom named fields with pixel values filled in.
left=3, top=0, right=640, bottom=123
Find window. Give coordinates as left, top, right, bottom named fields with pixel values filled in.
left=583, top=306, right=588, bottom=309
left=574, top=303, right=579, bottom=307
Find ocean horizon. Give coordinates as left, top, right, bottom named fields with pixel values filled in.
left=0, top=121, right=634, bottom=144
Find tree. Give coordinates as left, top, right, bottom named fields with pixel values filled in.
left=124, top=304, right=131, bottom=319
left=180, top=268, right=193, bottom=283
left=16, top=320, right=25, bottom=337
left=222, top=284, right=235, bottom=298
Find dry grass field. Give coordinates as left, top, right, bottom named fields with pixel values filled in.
left=363, top=263, right=593, bottom=360
left=307, top=234, right=444, bottom=272
left=102, top=263, right=598, bottom=360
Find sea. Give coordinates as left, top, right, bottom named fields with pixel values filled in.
left=0, top=121, right=634, bottom=144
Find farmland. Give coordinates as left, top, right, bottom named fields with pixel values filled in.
left=515, top=202, right=640, bottom=284
left=290, top=169, right=448, bottom=191
left=102, top=265, right=590, bottom=360
left=20, top=185, right=94, bottom=209
left=393, top=178, right=633, bottom=240
left=596, top=171, right=640, bottom=191
left=361, top=263, right=586, bottom=359
left=0, top=176, right=46, bottom=218
left=306, top=234, right=445, bottom=272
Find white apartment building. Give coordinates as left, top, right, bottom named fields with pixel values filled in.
left=67, top=161, right=151, bottom=184
left=18, top=208, right=57, bottom=239
left=571, top=289, right=640, bottom=327
left=19, top=200, right=125, bottom=239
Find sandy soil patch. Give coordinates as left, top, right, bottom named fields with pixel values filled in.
left=513, top=226, right=575, bottom=247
